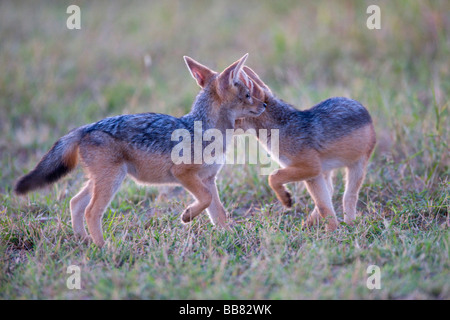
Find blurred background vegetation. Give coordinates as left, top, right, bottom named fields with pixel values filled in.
left=0, top=0, right=448, bottom=193
left=0, top=0, right=449, bottom=299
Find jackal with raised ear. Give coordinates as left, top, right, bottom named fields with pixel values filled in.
left=236, top=64, right=376, bottom=231
left=14, top=54, right=267, bottom=247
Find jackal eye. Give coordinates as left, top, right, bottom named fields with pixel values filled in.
left=245, top=93, right=251, bottom=99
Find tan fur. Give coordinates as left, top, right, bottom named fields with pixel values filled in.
left=17, top=54, right=267, bottom=247
left=279, top=126, right=375, bottom=231
left=61, top=143, right=79, bottom=170
left=241, top=66, right=376, bottom=231
left=69, top=139, right=230, bottom=246
left=278, top=127, right=375, bottom=230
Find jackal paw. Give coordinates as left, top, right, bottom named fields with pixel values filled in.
left=214, top=221, right=235, bottom=232
left=212, top=216, right=229, bottom=229
left=325, top=218, right=338, bottom=232
left=343, top=214, right=355, bottom=225
left=181, top=208, right=193, bottom=223
left=305, top=211, right=320, bottom=228
left=279, top=190, right=293, bottom=208
left=75, top=233, right=92, bottom=245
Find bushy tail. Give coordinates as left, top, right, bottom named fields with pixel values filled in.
left=14, top=128, right=83, bottom=195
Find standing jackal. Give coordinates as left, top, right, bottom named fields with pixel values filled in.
left=14, top=54, right=267, bottom=247
left=236, top=65, right=376, bottom=231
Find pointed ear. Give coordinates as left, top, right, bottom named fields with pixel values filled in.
left=184, top=56, right=216, bottom=88
left=218, top=53, right=249, bottom=88
left=243, top=66, right=272, bottom=93
left=238, top=68, right=253, bottom=90
left=231, top=53, right=248, bottom=84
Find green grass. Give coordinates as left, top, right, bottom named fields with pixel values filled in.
left=0, top=0, right=449, bottom=299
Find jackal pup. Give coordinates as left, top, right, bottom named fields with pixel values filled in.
left=236, top=65, right=376, bottom=231
left=14, top=54, right=266, bottom=247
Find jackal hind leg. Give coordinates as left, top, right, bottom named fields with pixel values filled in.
left=343, top=158, right=367, bottom=225
left=84, top=166, right=126, bottom=247
left=70, top=180, right=93, bottom=240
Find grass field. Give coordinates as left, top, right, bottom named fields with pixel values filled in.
left=0, top=0, right=449, bottom=299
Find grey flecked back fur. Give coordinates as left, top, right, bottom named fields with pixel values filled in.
left=81, top=87, right=234, bottom=155
left=238, top=95, right=373, bottom=152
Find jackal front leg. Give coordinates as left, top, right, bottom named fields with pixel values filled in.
left=307, top=171, right=334, bottom=227
left=202, top=175, right=228, bottom=228
left=268, top=164, right=320, bottom=208
left=305, top=175, right=338, bottom=232
left=172, top=168, right=212, bottom=224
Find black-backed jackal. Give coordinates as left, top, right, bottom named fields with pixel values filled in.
left=14, top=54, right=267, bottom=247
left=236, top=65, right=376, bottom=231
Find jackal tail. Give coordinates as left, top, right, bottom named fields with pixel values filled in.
left=14, top=128, right=83, bottom=195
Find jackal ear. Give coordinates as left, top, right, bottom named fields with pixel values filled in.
left=184, top=56, right=216, bottom=88
left=219, top=53, right=249, bottom=89
left=238, top=70, right=253, bottom=90
left=243, top=66, right=272, bottom=93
